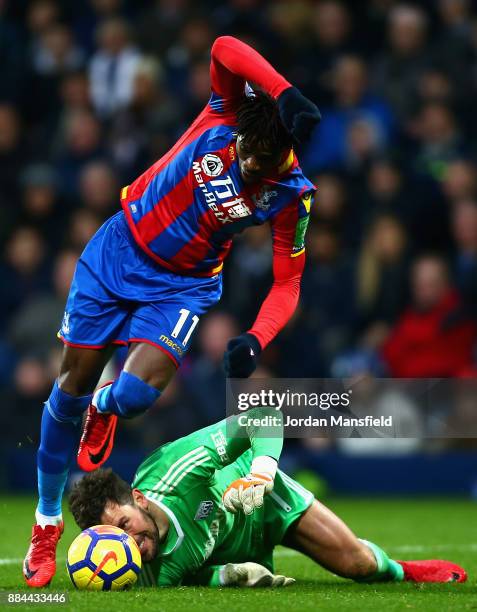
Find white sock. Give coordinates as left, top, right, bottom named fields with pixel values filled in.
left=35, top=509, right=63, bottom=528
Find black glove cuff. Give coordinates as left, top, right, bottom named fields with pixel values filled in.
left=243, top=333, right=262, bottom=356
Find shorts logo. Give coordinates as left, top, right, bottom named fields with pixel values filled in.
left=159, top=334, right=184, bottom=356
left=195, top=500, right=214, bottom=520
left=61, top=312, right=70, bottom=335
left=201, top=154, right=223, bottom=177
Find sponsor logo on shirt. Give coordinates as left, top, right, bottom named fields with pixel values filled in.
left=201, top=154, right=224, bottom=177
left=210, top=430, right=229, bottom=462
left=193, top=162, right=251, bottom=224
left=195, top=500, right=215, bottom=520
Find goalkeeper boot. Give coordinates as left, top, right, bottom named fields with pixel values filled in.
left=398, top=560, right=467, bottom=583
left=23, top=522, right=64, bottom=587
left=77, top=382, right=117, bottom=472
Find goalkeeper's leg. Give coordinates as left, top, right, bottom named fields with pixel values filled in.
left=282, top=500, right=396, bottom=581
left=282, top=500, right=466, bottom=583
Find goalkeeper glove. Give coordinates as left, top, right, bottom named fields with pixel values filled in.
left=223, top=457, right=277, bottom=515
left=221, top=562, right=295, bottom=587
left=223, top=333, right=261, bottom=378
left=277, top=86, right=321, bottom=144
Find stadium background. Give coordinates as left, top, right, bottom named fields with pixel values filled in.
left=1, top=0, right=477, bottom=497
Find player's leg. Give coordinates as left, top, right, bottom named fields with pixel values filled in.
left=283, top=499, right=467, bottom=583
left=25, top=212, right=130, bottom=586
left=78, top=274, right=222, bottom=468
left=282, top=500, right=402, bottom=581
left=24, top=345, right=113, bottom=587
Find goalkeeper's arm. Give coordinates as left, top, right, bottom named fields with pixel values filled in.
left=187, top=563, right=294, bottom=588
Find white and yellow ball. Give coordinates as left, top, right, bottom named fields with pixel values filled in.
left=66, top=525, right=142, bottom=591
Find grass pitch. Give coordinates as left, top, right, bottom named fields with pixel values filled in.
left=1, top=496, right=476, bottom=611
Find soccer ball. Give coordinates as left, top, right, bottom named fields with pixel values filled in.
left=66, top=525, right=142, bottom=591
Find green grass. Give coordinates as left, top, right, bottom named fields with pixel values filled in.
left=1, top=496, right=476, bottom=611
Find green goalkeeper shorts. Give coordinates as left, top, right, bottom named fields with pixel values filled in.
left=264, top=468, right=315, bottom=547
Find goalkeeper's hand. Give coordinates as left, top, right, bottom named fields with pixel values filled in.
left=222, top=562, right=295, bottom=588
left=277, top=86, right=321, bottom=144
left=222, top=472, right=274, bottom=515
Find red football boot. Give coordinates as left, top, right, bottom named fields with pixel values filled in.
left=23, top=522, right=64, bottom=588
left=398, top=560, right=467, bottom=583
left=77, top=382, right=117, bottom=472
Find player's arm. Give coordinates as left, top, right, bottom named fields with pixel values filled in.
left=210, top=36, right=321, bottom=140
left=210, top=36, right=291, bottom=106
left=223, top=191, right=313, bottom=376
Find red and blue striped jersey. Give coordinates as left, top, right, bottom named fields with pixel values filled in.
left=120, top=38, right=315, bottom=278
left=121, top=116, right=314, bottom=276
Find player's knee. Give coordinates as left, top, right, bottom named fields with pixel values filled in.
left=339, top=543, right=377, bottom=580
left=112, top=371, right=161, bottom=419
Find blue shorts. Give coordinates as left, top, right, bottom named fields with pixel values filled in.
left=59, top=212, right=222, bottom=366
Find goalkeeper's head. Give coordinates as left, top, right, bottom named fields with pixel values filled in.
left=236, top=90, right=293, bottom=184
left=69, top=468, right=160, bottom=562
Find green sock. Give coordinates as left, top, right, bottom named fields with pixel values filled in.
left=356, top=539, right=404, bottom=583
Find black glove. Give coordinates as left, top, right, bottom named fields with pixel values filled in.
left=223, top=333, right=262, bottom=378
left=277, top=86, right=321, bottom=144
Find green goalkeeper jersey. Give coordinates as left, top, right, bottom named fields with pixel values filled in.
left=132, top=409, right=313, bottom=587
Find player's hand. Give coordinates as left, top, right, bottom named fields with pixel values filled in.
left=223, top=333, right=261, bottom=378
left=222, top=472, right=274, bottom=515
left=277, top=86, right=321, bottom=144
left=222, top=562, right=295, bottom=587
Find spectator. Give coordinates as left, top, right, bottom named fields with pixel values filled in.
left=0, top=104, right=23, bottom=207
left=0, top=227, right=50, bottom=332
left=54, top=110, right=105, bottom=194
left=410, top=102, right=467, bottom=181
left=184, top=311, right=239, bottom=424
left=18, top=163, right=69, bottom=249
left=89, top=17, right=142, bottom=118
left=452, top=198, right=477, bottom=316
left=66, top=208, right=102, bottom=251
left=78, top=161, right=119, bottom=218
left=356, top=214, right=409, bottom=328
left=381, top=254, right=477, bottom=376
left=301, top=54, right=394, bottom=174
left=8, top=249, right=77, bottom=358
left=109, top=57, right=183, bottom=178
left=372, top=4, right=431, bottom=121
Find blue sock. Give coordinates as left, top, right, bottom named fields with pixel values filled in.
left=94, top=372, right=161, bottom=418
left=37, top=381, right=92, bottom=517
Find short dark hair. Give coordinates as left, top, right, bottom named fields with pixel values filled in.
left=236, top=90, right=293, bottom=152
left=68, top=468, right=133, bottom=530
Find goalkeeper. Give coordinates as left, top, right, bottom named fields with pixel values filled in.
left=69, top=409, right=466, bottom=587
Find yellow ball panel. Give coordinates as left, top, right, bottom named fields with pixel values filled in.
left=90, top=538, right=128, bottom=576
left=90, top=525, right=125, bottom=536
left=71, top=568, right=104, bottom=591
left=111, top=568, right=139, bottom=591
left=67, top=532, right=93, bottom=566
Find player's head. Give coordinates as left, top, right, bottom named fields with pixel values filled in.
left=69, top=468, right=160, bottom=562
left=236, top=90, right=293, bottom=184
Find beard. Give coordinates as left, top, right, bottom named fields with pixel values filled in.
left=138, top=506, right=160, bottom=561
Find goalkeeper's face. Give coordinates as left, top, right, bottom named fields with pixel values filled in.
left=102, top=501, right=160, bottom=562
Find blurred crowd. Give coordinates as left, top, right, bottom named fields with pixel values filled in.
left=2, top=0, right=477, bottom=452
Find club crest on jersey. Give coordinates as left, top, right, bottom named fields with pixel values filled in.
left=252, top=187, right=278, bottom=211
left=201, top=154, right=224, bottom=177
left=195, top=500, right=214, bottom=520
